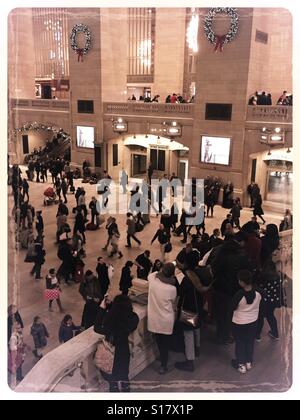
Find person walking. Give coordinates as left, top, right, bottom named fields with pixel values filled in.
left=147, top=162, right=154, bottom=184
left=230, top=199, right=243, bottom=229
left=151, top=224, right=170, bottom=262
left=61, top=177, right=68, bottom=204
left=22, top=178, right=29, bottom=201
left=103, top=217, right=118, bottom=251
left=74, top=207, right=86, bottom=244
left=57, top=239, right=75, bottom=285
left=30, top=316, right=49, bottom=359
left=135, top=250, right=153, bottom=280
left=109, top=228, right=123, bottom=259
left=94, top=294, right=139, bottom=392
left=35, top=210, right=44, bottom=239
left=119, top=261, right=134, bottom=296
left=253, top=193, right=266, bottom=224
left=147, top=263, right=178, bottom=374
left=78, top=190, right=88, bottom=220
left=59, top=315, right=81, bottom=343
left=89, top=196, right=99, bottom=226
left=231, top=270, right=262, bottom=374
left=44, top=268, right=64, bottom=312
left=120, top=169, right=128, bottom=194
left=30, top=239, right=45, bottom=280
left=126, top=213, right=141, bottom=248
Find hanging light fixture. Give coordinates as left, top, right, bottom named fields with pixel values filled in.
left=287, top=147, right=291, bottom=153
left=267, top=149, right=272, bottom=156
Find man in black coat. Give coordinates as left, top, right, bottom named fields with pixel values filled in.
left=80, top=270, right=102, bottom=329
left=135, top=250, right=153, bottom=280
left=57, top=239, right=75, bottom=285
left=96, top=257, right=110, bottom=296
left=147, top=162, right=154, bottom=184
left=220, top=214, right=234, bottom=237
left=210, top=238, right=251, bottom=344
left=30, top=239, right=45, bottom=280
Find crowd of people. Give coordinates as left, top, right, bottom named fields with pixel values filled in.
left=7, top=161, right=290, bottom=391
left=128, top=93, right=195, bottom=104
left=248, top=90, right=292, bottom=106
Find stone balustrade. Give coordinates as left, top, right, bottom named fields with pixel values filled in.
left=246, top=105, right=292, bottom=123
left=103, top=102, right=194, bottom=118
left=11, top=98, right=70, bottom=110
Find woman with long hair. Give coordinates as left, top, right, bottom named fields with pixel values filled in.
left=256, top=261, right=285, bottom=341
left=94, top=294, right=139, bottom=392
left=260, top=224, right=280, bottom=266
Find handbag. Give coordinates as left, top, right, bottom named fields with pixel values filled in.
left=179, top=288, right=200, bottom=328
left=94, top=337, right=115, bottom=375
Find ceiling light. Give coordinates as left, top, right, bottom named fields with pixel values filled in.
left=274, top=127, right=281, bottom=133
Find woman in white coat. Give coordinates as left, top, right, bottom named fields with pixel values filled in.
left=147, top=263, right=178, bottom=374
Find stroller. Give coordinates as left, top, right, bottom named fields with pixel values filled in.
left=43, top=187, right=58, bottom=206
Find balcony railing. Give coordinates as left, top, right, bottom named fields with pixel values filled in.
left=11, top=98, right=70, bottom=110
left=103, top=102, right=194, bottom=118
left=246, top=105, right=292, bottom=123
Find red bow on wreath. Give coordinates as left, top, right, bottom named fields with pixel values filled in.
left=214, top=35, right=226, bottom=52
left=76, top=48, right=84, bottom=62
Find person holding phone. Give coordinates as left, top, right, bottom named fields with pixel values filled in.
left=94, top=294, right=139, bottom=392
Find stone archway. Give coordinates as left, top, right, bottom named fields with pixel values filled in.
left=249, top=147, right=293, bottom=211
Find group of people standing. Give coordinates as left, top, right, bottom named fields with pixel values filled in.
left=8, top=158, right=288, bottom=392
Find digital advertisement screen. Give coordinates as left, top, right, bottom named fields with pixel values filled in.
left=200, top=136, right=231, bottom=165
left=76, top=126, right=95, bottom=148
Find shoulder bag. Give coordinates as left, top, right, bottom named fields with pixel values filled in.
left=94, top=336, right=115, bottom=375
left=179, top=287, right=200, bottom=328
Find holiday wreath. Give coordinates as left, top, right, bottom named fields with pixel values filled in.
left=70, top=24, right=92, bottom=61
left=204, top=8, right=239, bottom=52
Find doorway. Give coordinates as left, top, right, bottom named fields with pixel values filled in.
left=132, top=154, right=147, bottom=176
left=266, top=170, right=292, bottom=205
left=178, top=159, right=188, bottom=184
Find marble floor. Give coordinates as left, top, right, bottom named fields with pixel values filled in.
left=7, top=174, right=292, bottom=392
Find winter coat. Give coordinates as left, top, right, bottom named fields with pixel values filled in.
left=59, top=323, right=81, bottom=343
left=211, top=240, right=252, bottom=296
left=30, top=322, right=49, bottom=349
left=119, top=267, right=133, bottom=292
left=94, top=307, right=139, bottom=381
left=151, top=229, right=169, bottom=245
left=147, top=272, right=177, bottom=335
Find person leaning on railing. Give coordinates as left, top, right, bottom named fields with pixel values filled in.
left=94, top=294, right=139, bottom=392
